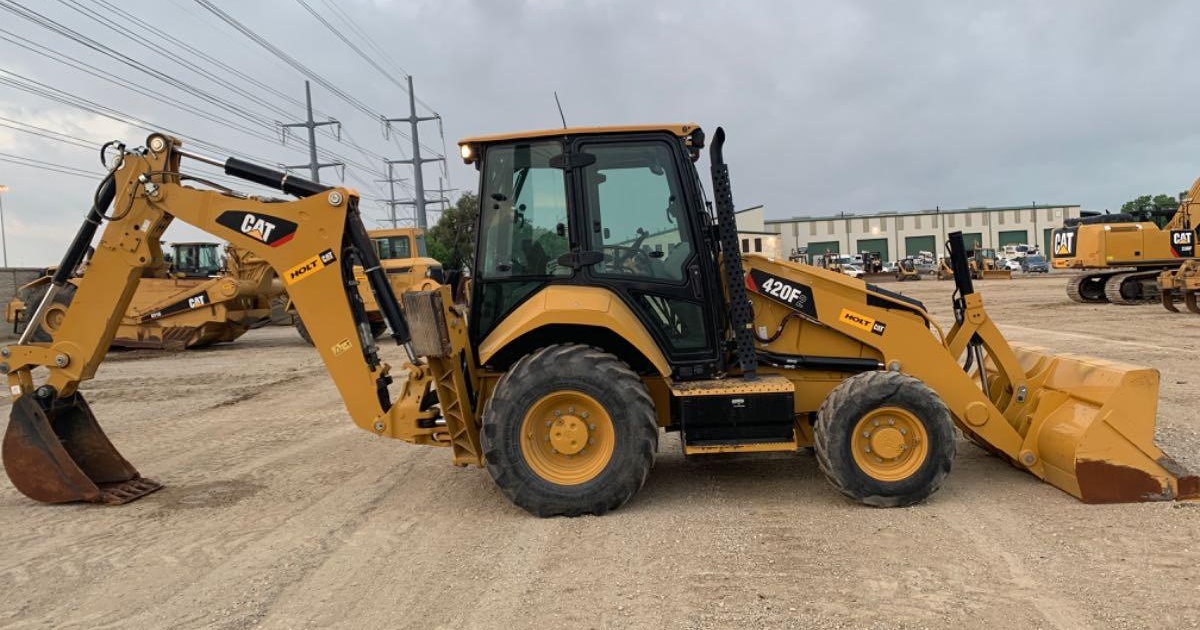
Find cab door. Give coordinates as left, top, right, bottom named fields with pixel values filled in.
left=572, top=135, right=723, bottom=378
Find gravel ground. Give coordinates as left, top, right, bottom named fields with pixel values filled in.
left=1, top=273, right=1198, bottom=630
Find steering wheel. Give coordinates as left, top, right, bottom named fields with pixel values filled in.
left=611, top=228, right=649, bottom=268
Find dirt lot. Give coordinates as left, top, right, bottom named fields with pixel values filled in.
left=1, top=273, right=1198, bottom=629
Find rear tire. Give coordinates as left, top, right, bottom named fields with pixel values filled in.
left=814, top=371, right=955, bottom=507
left=481, top=344, right=657, bottom=517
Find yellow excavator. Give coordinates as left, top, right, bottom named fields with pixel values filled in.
left=290, top=227, right=442, bottom=344
left=1053, top=181, right=1199, bottom=304
left=2, top=127, right=1195, bottom=513
left=6, top=241, right=281, bottom=349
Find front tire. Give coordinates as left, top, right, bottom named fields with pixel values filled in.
left=814, top=371, right=955, bottom=507
left=481, top=344, right=657, bottom=517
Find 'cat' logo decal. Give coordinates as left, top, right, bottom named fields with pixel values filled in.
left=216, top=211, right=298, bottom=247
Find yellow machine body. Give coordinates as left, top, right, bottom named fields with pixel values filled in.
left=2, top=127, right=1194, bottom=512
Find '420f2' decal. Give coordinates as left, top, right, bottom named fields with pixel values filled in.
left=745, top=268, right=817, bottom=318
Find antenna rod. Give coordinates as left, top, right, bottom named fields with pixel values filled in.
left=554, top=91, right=567, bottom=128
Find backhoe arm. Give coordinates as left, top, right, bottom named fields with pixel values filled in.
left=2, top=134, right=454, bottom=504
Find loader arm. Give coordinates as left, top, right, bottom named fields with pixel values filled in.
left=2, top=134, right=473, bottom=504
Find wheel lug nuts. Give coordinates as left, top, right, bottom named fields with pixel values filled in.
left=545, top=421, right=552, bottom=427
left=864, top=446, right=872, bottom=453
left=588, top=438, right=595, bottom=444
left=862, top=431, right=870, bottom=438
left=899, top=428, right=907, bottom=435
left=555, top=410, right=562, bottom=416
left=589, top=424, right=596, bottom=431
left=888, top=419, right=895, bottom=426
left=581, top=412, right=589, bottom=419
left=568, top=406, right=575, bottom=413
left=872, top=420, right=880, bottom=427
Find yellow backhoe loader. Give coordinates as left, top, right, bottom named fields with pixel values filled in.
left=6, top=241, right=281, bottom=349
left=290, top=227, right=442, bottom=344
left=1158, top=259, right=1200, bottom=314
left=894, top=258, right=921, bottom=281
left=1053, top=182, right=1199, bottom=304
left=2, top=127, right=1195, bottom=513
left=937, top=248, right=1011, bottom=280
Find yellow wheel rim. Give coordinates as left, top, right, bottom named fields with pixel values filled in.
left=520, top=391, right=615, bottom=485
left=851, top=407, right=929, bottom=482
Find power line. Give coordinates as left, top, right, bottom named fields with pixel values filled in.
left=1, top=1, right=393, bottom=196
left=196, top=0, right=443, bottom=157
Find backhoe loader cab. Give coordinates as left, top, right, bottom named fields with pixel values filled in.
left=169, top=242, right=223, bottom=278
left=3, top=126, right=1195, bottom=515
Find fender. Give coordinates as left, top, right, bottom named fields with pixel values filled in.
left=477, top=285, right=671, bottom=377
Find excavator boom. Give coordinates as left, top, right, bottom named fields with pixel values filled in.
left=1, top=134, right=458, bottom=503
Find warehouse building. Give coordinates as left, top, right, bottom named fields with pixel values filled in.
left=762, top=204, right=1082, bottom=263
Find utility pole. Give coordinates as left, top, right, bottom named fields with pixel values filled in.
left=281, top=81, right=343, bottom=182
left=374, top=162, right=410, bottom=228
left=383, top=75, right=444, bottom=229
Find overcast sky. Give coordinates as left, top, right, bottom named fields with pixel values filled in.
left=1, top=0, right=1197, bottom=266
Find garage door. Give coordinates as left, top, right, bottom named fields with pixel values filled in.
left=805, top=240, right=840, bottom=263
left=904, top=235, right=936, bottom=259
left=961, top=232, right=983, bottom=250
left=998, top=230, right=1028, bottom=248
left=855, top=238, right=889, bottom=263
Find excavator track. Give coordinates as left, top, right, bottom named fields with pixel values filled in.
left=1103, top=271, right=1162, bottom=305
left=1066, top=273, right=1111, bottom=303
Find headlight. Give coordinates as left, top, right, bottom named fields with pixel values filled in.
left=460, top=144, right=474, bottom=162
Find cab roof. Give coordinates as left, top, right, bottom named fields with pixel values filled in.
left=458, top=123, right=700, bottom=147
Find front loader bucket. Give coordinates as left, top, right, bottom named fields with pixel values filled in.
left=982, top=269, right=1012, bottom=280
left=1002, top=345, right=1198, bottom=503
left=2, top=393, right=161, bottom=504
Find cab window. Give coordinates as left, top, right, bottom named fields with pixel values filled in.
left=581, top=142, right=691, bottom=282
left=478, top=141, right=570, bottom=279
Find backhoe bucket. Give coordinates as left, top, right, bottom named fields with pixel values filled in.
left=2, top=393, right=161, bottom=504
left=999, top=345, right=1198, bottom=503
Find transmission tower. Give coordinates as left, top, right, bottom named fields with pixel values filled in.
left=280, top=81, right=343, bottom=182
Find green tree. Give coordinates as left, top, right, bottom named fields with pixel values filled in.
left=427, top=192, right=478, bottom=269
left=1119, top=193, right=1179, bottom=226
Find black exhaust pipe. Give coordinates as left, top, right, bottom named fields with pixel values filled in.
left=709, top=128, right=757, bottom=380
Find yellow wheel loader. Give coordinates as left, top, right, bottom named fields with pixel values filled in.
left=1158, top=259, right=1200, bottom=314
left=6, top=241, right=281, bottom=350
left=1053, top=182, right=1199, bottom=304
left=2, top=127, right=1195, bottom=512
left=290, top=227, right=442, bottom=344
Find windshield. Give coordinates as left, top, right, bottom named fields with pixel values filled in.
left=373, top=235, right=412, bottom=260
left=1026, top=255, right=1045, bottom=264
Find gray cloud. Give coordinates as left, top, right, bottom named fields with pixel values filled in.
left=1, top=0, right=1197, bottom=265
